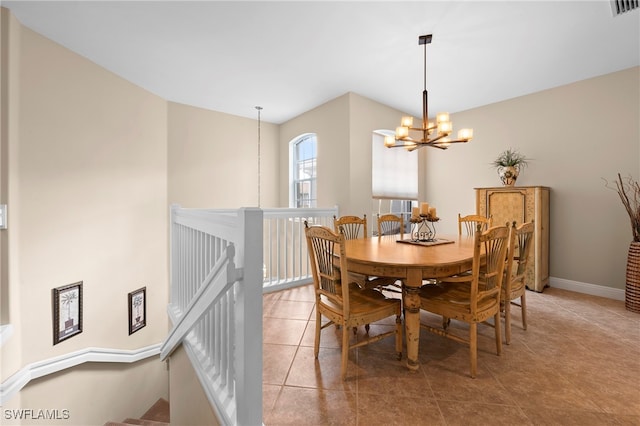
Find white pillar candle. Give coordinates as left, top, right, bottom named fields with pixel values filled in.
left=420, top=202, right=430, bottom=215
left=412, top=207, right=420, bottom=219
left=428, top=207, right=437, bottom=218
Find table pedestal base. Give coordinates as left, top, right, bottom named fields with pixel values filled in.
left=403, top=271, right=422, bottom=371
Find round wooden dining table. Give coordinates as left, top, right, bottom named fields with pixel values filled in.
left=344, top=234, right=476, bottom=370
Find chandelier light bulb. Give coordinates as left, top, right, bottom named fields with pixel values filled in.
left=401, top=116, right=414, bottom=127
left=437, top=121, right=452, bottom=134
left=396, top=126, right=409, bottom=138
left=436, top=112, right=450, bottom=123
left=458, top=128, right=474, bottom=140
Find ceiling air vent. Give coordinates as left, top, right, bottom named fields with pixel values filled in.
left=611, top=0, right=639, bottom=16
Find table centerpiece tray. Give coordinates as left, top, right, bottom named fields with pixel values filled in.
left=397, top=238, right=454, bottom=247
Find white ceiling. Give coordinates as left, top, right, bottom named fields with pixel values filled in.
left=3, top=1, right=639, bottom=124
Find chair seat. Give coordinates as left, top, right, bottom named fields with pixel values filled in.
left=362, top=276, right=402, bottom=293
left=320, top=283, right=401, bottom=327
left=502, top=280, right=525, bottom=299
left=420, top=282, right=500, bottom=322
left=343, top=269, right=399, bottom=292
left=347, top=271, right=369, bottom=288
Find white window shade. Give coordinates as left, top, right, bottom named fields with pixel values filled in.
left=372, top=131, right=418, bottom=199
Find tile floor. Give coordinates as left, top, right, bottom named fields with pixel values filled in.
left=262, top=284, right=640, bottom=425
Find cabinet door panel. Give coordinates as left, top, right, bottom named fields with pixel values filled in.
left=487, top=191, right=526, bottom=227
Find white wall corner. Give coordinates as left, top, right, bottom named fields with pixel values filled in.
left=549, top=277, right=625, bottom=301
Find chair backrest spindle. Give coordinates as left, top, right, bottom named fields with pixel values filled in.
left=377, top=213, right=404, bottom=238
left=333, top=215, right=367, bottom=240
left=458, top=214, right=492, bottom=235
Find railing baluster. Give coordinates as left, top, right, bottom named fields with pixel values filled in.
left=214, top=300, right=220, bottom=376
left=227, top=287, right=235, bottom=396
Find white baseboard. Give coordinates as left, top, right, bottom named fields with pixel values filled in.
left=549, top=276, right=625, bottom=301
left=0, top=343, right=161, bottom=405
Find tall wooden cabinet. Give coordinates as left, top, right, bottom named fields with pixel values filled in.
left=475, top=186, right=550, bottom=292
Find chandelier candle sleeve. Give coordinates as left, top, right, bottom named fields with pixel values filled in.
left=401, top=116, right=414, bottom=127
left=436, top=112, right=450, bottom=123
left=384, top=134, right=396, bottom=147
left=458, top=128, right=473, bottom=139
left=437, top=121, right=452, bottom=134
left=396, top=126, right=409, bottom=139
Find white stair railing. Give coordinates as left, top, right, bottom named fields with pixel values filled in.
left=161, top=205, right=262, bottom=426
left=162, top=205, right=338, bottom=425
left=262, top=207, right=338, bottom=293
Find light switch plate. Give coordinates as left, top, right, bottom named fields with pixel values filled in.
left=0, top=204, right=6, bottom=229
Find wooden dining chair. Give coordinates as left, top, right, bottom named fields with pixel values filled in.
left=458, top=214, right=492, bottom=236
left=502, top=221, right=535, bottom=344
left=333, top=214, right=367, bottom=240
left=304, top=222, right=403, bottom=380
left=333, top=214, right=369, bottom=289
left=366, top=213, right=406, bottom=293
left=377, top=213, right=404, bottom=238
left=419, top=223, right=512, bottom=378
left=334, top=214, right=398, bottom=331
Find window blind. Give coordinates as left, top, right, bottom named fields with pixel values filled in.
left=372, top=131, right=418, bottom=200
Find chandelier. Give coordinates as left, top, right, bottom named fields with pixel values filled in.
left=385, top=34, right=473, bottom=151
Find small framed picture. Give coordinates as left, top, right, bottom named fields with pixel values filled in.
left=52, top=281, right=83, bottom=345
left=128, top=287, right=146, bottom=335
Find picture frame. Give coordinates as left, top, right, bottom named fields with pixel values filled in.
left=52, top=281, right=83, bottom=345
left=128, top=287, right=146, bottom=335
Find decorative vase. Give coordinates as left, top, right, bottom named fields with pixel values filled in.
left=498, top=166, right=519, bottom=186
left=625, top=241, right=640, bottom=313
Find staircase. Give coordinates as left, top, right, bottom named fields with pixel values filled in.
left=104, top=398, right=169, bottom=426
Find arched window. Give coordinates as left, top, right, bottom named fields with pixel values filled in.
left=289, top=133, right=317, bottom=208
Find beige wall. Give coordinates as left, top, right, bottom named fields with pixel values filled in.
left=169, top=345, right=220, bottom=426
left=168, top=102, right=279, bottom=209
left=279, top=93, right=350, bottom=210
left=1, top=7, right=23, bottom=409
left=2, top=10, right=169, bottom=420
left=0, top=5, right=11, bottom=325
left=425, top=67, right=640, bottom=290
left=278, top=92, right=418, bottom=230
left=8, top=358, right=168, bottom=426
left=14, top=16, right=169, bottom=359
